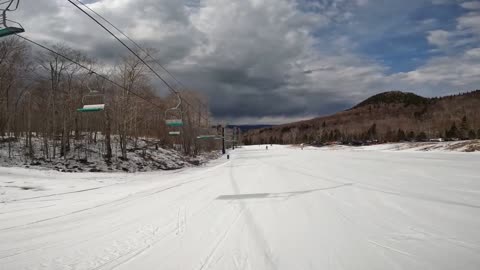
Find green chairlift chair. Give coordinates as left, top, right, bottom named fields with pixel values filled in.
left=77, top=73, right=106, bottom=113
left=0, top=1, right=24, bottom=38
left=165, top=94, right=183, bottom=135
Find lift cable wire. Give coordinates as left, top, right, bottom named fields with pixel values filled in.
left=73, top=0, right=208, bottom=110
left=16, top=34, right=165, bottom=111
left=66, top=0, right=209, bottom=123
left=1, top=0, right=19, bottom=11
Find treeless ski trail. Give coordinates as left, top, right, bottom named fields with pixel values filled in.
left=1, top=146, right=479, bottom=269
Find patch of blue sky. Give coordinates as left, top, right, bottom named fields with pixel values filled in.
left=305, top=1, right=468, bottom=73
left=352, top=2, right=464, bottom=72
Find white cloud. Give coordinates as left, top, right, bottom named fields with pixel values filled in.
left=355, top=0, right=369, bottom=6
left=400, top=3, right=480, bottom=95
left=425, top=8, right=480, bottom=50
left=390, top=50, right=480, bottom=95
left=465, top=47, right=480, bottom=58
left=427, top=30, right=451, bottom=48
left=461, top=1, right=480, bottom=10
left=457, top=11, right=480, bottom=34
left=431, top=0, right=455, bottom=4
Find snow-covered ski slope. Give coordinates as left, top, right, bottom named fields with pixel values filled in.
left=1, top=145, right=479, bottom=270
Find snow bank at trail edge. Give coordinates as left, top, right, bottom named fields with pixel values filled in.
left=305, top=140, right=480, bottom=153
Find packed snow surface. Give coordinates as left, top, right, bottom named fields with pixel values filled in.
left=1, top=145, right=479, bottom=270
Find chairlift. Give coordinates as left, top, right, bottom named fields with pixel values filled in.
left=0, top=0, right=24, bottom=38
left=196, top=127, right=218, bottom=139
left=196, top=125, right=218, bottom=140
left=165, top=93, right=183, bottom=136
left=196, top=135, right=217, bottom=139
left=165, top=94, right=183, bottom=127
left=196, top=124, right=220, bottom=140
left=77, top=73, right=105, bottom=112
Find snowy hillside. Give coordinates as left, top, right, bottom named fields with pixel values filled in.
left=1, top=145, right=479, bottom=269
left=0, top=137, right=222, bottom=172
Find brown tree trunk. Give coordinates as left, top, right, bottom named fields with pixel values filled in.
left=104, top=109, right=112, bottom=161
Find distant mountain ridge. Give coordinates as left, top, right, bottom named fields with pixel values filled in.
left=228, top=125, right=274, bottom=132
left=352, top=91, right=429, bottom=109
left=242, top=90, right=480, bottom=145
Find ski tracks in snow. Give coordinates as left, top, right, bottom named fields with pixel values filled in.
left=225, top=161, right=277, bottom=270
left=197, top=207, right=245, bottom=270
left=0, top=161, right=231, bottom=269
left=176, top=206, right=187, bottom=236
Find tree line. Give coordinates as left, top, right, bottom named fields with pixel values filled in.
left=0, top=37, right=217, bottom=163
left=243, top=116, right=480, bottom=146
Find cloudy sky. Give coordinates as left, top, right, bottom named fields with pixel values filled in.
left=9, top=0, right=480, bottom=124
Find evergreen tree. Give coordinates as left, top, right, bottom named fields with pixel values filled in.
left=367, top=123, right=377, bottom=140
left=328, top=130, right=334, bottom=141
left=446, top=122, right=459, bottom=139
left=416, top=131, right=427, bottom=141
left=320, top=131, right=328, bottom=143
left=460, top=116, right=469, bottom=139
left=461, top=115, right=468, bottom=130
left=334, top=129, right=341, bottom=141
left=397, top=129, right=406, bottom=141
left=385, top=129, right=395, bottom=142
left=407, top=131, right=415, bottom=141
left=468, top=130, right=476, bottom=140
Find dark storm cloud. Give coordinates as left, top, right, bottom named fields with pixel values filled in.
left=210, top=90, right=351, bottom=118
left=211, top=91, right=303, bottom=117
left=209, top=68, right=286, bottom=91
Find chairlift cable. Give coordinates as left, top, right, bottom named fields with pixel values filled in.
left=66, top=0, right=209, bottom=123
left=3, top=0, right=18, bottom=11
left=15, top=34, right=165, bottom=111
left=73, top=0, right=208, bottom=110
